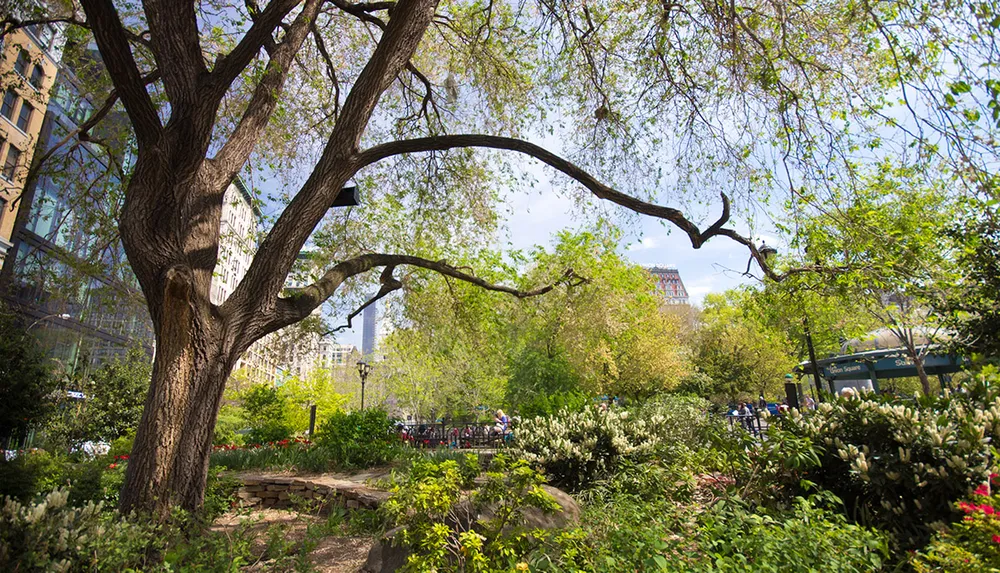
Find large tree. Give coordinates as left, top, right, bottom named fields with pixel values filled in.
left=3, top=0, right=996, bottom=516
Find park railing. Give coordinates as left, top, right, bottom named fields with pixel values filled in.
left=397, top=423, right=511, bottom=449
left=723, top=412, right=766, bottom=436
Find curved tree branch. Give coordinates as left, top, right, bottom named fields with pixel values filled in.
left=211, top=0, right=302, bottom=91
left=356, top=134, right=724, bottom=243
left=267, top=253, right=584, bottom=334
left=79, top=0, right=162, bottom=148
left=354, top=134, right=842, bottom=282
left=210, top=0, right=323, bottom=186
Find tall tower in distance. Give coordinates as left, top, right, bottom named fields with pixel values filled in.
left=647, top=265, right=689, bottom=305
left=361, top=301, right=376, bottom=356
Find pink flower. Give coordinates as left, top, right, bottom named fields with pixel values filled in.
left=108, top=463, right=117, bottom=469
left=975, top=483, right=990, bottom=496
left=993, top=535, right=1000, bottom=545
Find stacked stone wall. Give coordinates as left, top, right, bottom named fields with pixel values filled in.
left=236, top=476, right=389, bottom=511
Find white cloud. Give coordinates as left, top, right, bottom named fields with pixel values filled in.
left=627, top=236, right=659, bottom=251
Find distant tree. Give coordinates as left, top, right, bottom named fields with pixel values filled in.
left=280, top=368, right=349, bottom=432
left=0, top=306, right=56, bottom=447
left=691, top=292, right=796, bottom=404
left=239, top=384, right=293, bottom=444
left=78, top=347, right=152, bottom=443
left=788, top=166, right=960, bottom=394
left=941, top=206, right=1000, bottom=358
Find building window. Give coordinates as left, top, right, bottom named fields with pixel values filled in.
left=0, top=197, right=6, bottom=227
left=2, top=145, right=21, bottom=180
left=15, top=101, right=32, bottom=131
left=27, top=24, right=55, bottom=50
left=1, top=89, right=17, bottom=120
left=13, top=50, right=30, bottom=77
left=29, top=65, right=44, bottom=89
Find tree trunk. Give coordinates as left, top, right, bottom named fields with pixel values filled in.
left=913, top=352, right=932, bottom=396
left=118, top=266, right=237, bottom=517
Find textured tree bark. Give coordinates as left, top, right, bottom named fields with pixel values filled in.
left=117, top=266, right=237, bottom=516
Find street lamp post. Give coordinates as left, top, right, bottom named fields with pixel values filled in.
left=356, top=360, right=372, bottom=410
left=27, top=313, right=71, bottom=331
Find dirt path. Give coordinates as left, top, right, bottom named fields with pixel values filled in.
left=212, top=508, right=374, bottom=572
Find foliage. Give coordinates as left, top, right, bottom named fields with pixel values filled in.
left=0, top=488, right=106, bottom=572
left=940, top=203, right=1000, bottom=358
left=76, top=347, right=152, bottom=443
left=515, top=390, right=591, bottom=419
left=213, top=403, right=244, bottom=446
left=654, top=495, right=887, bottom=572
left=239, top=383, right=293, bottom=445
left=0, top=487, right=253, bottom=572
left=46, top=347, right=151, bottom=449
left=0, top=305, right=57, bottom=445
left=382, top=454, right=561, bottom=572
left=514, top=396, right=711, bottom=489
left=209, top=437, right=329, bottom=473
left=380, top=230, right=692, bottom=420
left=280, top=369, right=349, bottom=434
left=543, top=484, right=885, bottom=572
left=690, top=292, right=796, bottom=404
left=315, top=408, right=402, bottom=469
left=913, top=475, right=1000, bottom=572
left=0, top=449, right=68, bottom=503
left=769, top=371, right=1000, bottom=551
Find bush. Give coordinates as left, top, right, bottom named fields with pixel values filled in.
left=239, top=384, right=293, bottom=445
left=913, top=474, right=1000, bottom=572
left=382, top=454, right=562, bottom=572
left=209, top=438, right=329, bottom=473
left=548, top=492, right=886, bottom=572
left=516, top=391, right=592, bottom=418
left=513, top=396, right=711, bottom=489
left=0, top=488, right=105, bottom=572
left=315, top=409, right=402, bottom=469
left=213, top=403, right=244, bottom=446
left=0, top=488, right=253, bottom=572
left=769, top=372, right=1000, bottom=550
left=0, top=449, right=68, bottom=502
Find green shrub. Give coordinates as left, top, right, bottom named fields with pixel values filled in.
left=382, top=454, right=561, bottom=572
left=517, top=391, right=592, bottom=418
left=0, top=449, right=67, bottom=502
left=209, top=437, right=330, bottom=472
left=0, top=487, right=253, bottom=572
left=514, top=396, right=711, bottom=489
left=315, top=409, right=402, bottom=468
left=913, top=475, right=1000, bottom=572
left=239, top=384, right=292, bottom=445
left=0, top=488, right=104, bottom=572
left=213, top=403, right=244, bottom=446
left=769, top=371, right=1000, bottom=550
left=551, top=493, right=886, bottom=572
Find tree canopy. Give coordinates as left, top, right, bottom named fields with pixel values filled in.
left=3, top=0, right=998, bottom=514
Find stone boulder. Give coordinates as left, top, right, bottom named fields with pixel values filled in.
left=361, top=485, right=580, bottom=573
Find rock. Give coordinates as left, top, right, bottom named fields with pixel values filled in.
left=526, top=485, right=581, bottom=530
left=362, top=527, right=409, bottom=573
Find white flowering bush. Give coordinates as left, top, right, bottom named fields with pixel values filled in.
left=772, top=369, right=1000, bottom=550
left=513, top=396, right=711, bottom=489
left=0, top=487, right=105, bottom=572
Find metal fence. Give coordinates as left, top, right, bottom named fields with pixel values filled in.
left=724, top=412, right=766, bottom=436
left=397, top=423, right=511, bottom=449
